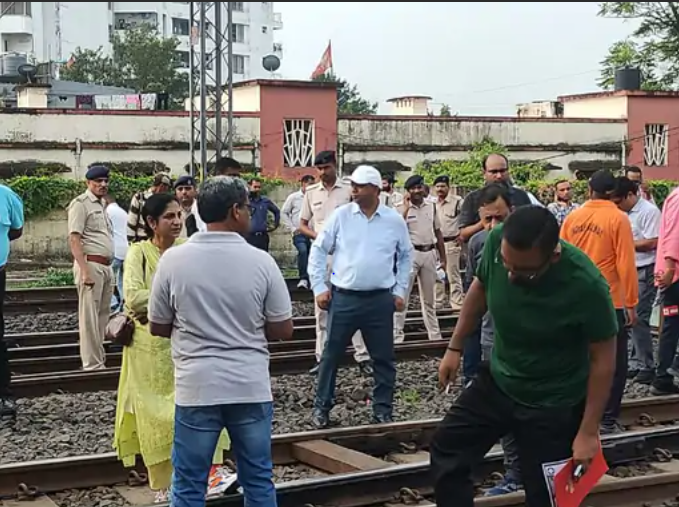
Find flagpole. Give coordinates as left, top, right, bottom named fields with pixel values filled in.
left=328, top=39, right=333, bottom=76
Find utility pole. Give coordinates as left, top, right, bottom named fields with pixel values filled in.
left=55, top=2, right=63, bottom=63
left=188, top=2, right=234, bottom=181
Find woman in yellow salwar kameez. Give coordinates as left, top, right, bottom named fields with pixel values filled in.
left=113, top=193, right=229, bottom=501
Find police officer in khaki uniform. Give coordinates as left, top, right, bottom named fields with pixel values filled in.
left=68, top=165, right=115, bottom=370
left=433, top=175, right=464, bottom=310
left=299, top=150, right=372, bottom=376
left=394, top=174, right=445, bottom=342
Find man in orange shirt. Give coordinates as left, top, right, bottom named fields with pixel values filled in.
left=561, top=169, right=638, bottom=434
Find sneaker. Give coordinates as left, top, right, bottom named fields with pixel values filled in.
left=297, top=279, right=309, bottom=290
left=634, top=370, right=655, bottom=385
left=206, top=465, right=238, bottom=498
left=484, top=475, right=522, bottom=496
left=599, top=420, right=625, bottom=435
left=371, top=413, right=393, bottom=424
left=626, top=369, right=639, bottom=380
left=0, top=397, right=16, bottom=419
left=154, top=489, right=170, bottom=503
left=311, top=409, right=330, bottom=429
left=358, top=361, right=373, bottom=376
left=309, top=363, right=320, bottom=375
left=667, top=367, right=679, bottom=380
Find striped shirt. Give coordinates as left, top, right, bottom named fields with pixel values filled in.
left=126, top=189, right=153, bottom=243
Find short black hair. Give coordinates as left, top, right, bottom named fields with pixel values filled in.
left=482, top=153, right=509, bottom=171
left=613, top=176, right=639, bottom=199
left=624, top=165, right=642, bottom=176
left=301, top=174, right=315, bottom=184
left=248, top=177, right=261, bottom=185
left=478, top=183, right=511, bottom=208
left=502, top=205, right=560, bottom=258
left=214, top=157, right=242, bottom=175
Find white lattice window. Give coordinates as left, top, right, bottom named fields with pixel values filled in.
left=283, top=119, right=315, bottom=167
left=644, top=123, right=668, bottom=166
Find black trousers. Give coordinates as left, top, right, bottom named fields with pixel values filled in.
left=602, top=310, right=628, bottom=425
left=247, top=232, right=270, bottom=252
left=430, top=363, right=583, bottom=507
left=0, top=269, right=9, bottom=398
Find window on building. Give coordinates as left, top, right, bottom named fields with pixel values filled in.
left=1, top=2, right=31, bottom=16
left=230, top=23, right=245, bottom=43
left=644, top=123, right=669, bottom=166
left=232, top=54, right=245, bottom=74
left=172, top=17, right=190, bottom=36
left=176, top=51, right=190, bottom=69
left=230, top=2, right=244, bottom=12
left=262, top=26, right=268, bottom=34
left=204, top=52, right=213, bottom=71
left=283, top=120, right=315, bottom=168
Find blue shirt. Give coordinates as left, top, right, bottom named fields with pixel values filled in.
left=309, top=202, right=413, bottom=298
left=0, top=185, right=23, bottom=267
left=249, top=195, right=280, bottom=234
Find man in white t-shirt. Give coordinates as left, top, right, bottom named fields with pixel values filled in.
left=104, top=194, right=129, bottom=312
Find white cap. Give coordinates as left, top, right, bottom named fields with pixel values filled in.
left=349, top=165, right=382, bottom=188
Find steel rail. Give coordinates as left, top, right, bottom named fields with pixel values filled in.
left=2, top=423, right=679, bottom=504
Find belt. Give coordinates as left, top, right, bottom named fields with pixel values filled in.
left=443, top=236, right=459, bottom=243
left=413, top=244, right=436, bottom=252
left=86, top=255, right=112, bottom=266
left=332, top=286, right=390, bottom=296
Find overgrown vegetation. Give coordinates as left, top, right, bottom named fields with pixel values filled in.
left=414, top=138, right=677, bottom=207
left=7, top=172, right=285, bottom=219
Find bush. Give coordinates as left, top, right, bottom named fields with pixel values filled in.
left=7, top=172, right=285, bottom=219
left=414, top=138, right=677, bottom=208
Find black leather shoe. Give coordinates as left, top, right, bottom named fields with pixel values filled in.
left=312, top=409, right=330, bottom=429
left=358, top=361, right=373, bottom=376
left=371, top=413, right=393, bottom=424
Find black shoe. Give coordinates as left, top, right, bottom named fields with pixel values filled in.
left=599, top=420, right=625, bottom=435
left=0, top=397, right=16, bottom=419
left=309, top=363, right=320, bottom=375
left=311, top=409, right=329, bottom=429
left=358, top=361, right=373, bottom=376
left=634, top=370, right=655, bottom=385
left=626, top=369, right=639, bottom=380
left=650, top=380, right=679, bottom=396
left=371, top=413, right=394, bottom=424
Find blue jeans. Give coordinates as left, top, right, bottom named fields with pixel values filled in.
left=171, top=402, right=277, bottom=507
left=110, top=257, right=124, bottom=312
left=463, top=323, right=482, bottom=384
left=602, top=310, right=628, bottom=426
left=293, top=233, right=310, bottom=281
left=656, top=281, right=679, bottom=382
left=315, top=288, right=395, bottom=417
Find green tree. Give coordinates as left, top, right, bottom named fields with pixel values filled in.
left=61, top=24, right=189, bottom=108
left=439, top=104, right=452, bottom=116
left=312, top=72, right=378, bottom=115
left=597, top=2, right=679, bottom=90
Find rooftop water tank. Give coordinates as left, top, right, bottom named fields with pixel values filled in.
left=0, top=53, right=28, bottom=77
left=614, top=67, right=642, bottom=91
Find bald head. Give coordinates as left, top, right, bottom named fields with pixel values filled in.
left=483, top=153, right=510, bottom=185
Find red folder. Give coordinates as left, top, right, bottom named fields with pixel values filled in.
left=553, top=446, right=609, bottom=507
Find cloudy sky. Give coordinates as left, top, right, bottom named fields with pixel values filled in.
left=275, top=2, right=634, bottom=115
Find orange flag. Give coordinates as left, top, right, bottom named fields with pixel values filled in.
left=310, top=41, right=333, bottom=79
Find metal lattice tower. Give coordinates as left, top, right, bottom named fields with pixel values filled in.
left=189, top=2, right=234, bottom=180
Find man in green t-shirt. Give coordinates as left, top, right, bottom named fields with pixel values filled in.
left=430, top=205, right=618, bottom=507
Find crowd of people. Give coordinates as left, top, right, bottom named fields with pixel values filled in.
left=0, top=148, right=678, bottom=507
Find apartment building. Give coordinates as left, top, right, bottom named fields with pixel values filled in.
left=0, top=2, right=283, bottom=81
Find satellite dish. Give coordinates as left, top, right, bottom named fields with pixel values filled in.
left=18, top=64, right=38, bottom=83
left=262, top=54, right=280, bottom=73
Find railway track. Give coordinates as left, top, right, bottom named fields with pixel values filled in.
left=3, top=279, right=317, bottom=313
left=2, top=412, right=679, bottom=506
left=9, top=339, right=448, bottom=398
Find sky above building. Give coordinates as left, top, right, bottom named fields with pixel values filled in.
left=275, top=2, right=635, bottom=115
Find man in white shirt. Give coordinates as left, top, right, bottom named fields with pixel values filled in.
left=281, top=174, right=316, bottom=289
left=104, top=194, right=129, bottom=312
